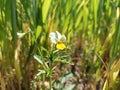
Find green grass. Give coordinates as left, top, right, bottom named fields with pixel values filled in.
left=0, top=0, right=120, bottom=90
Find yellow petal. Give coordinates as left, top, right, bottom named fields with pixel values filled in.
left=56, top=42, right=66, bottom=50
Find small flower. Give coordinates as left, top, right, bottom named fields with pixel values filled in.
left=17, top=30, right=31, bottom=38
left=17, top=32, right=26, bottom=38
left=49, top=31, right=66, bottom=50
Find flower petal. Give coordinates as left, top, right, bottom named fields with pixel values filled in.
left=60, top=35, right=66, bottom=42
left=49, top=32, right=56, bottom=44
left=17, top=32, right=26, bottom=38
left=56, top=31, right=61, bottom=40
left=56, top=42, right=66, bottom=50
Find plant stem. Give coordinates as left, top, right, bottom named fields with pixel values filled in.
left=49, top=52, right=53, bottom=90
left=49, top=61, right=52, bottom=90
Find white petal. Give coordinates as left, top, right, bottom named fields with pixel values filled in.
left=61, top=35, right=66, bottom=42
left=56, top=31, right=62, bottom=40
left=49, top=32, right=56, bottom=44
left=17, top=32, right=26, bottom=38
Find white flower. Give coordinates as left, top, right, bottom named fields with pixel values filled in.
left=49, top=31, right=66, bottom=44
left=17, top=32, right=26, bottom=38
left=17, top=30, right=31, bottom=38
left=49, top=31, right=66, bottom=50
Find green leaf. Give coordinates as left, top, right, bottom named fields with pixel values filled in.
left=62, top=14, right=70, bottom=34
left=61, top=73, right=73, bottom=84
left=36, top=25, right=42, bottom=39
left=54, top=81, right=61, bottom=89
left=11, top=0, right=18, bottom=43
left=33, top=54, right=49, bottom=72
left=44, top=62, right=49, bottom=70
left=42, top=0, right=52, bottom=22
left=75, top=11, right=83, bottom=28
left=41, top=46, right=49, bottom=55
left=54, top=59, right=70, bottom=64
left=33, top=54, right=43, bottom=65
left=52, top=50, right=59, bottom=55
left=36, top=70, right=46, bottom=76
left=63, top=84, right=75, bottom=90
left=83, top=5, right=88, bottom=31
left=65, top=0, right=72, bottom=15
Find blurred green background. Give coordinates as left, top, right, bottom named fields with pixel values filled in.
left=0, top=0, right=120, bottom=90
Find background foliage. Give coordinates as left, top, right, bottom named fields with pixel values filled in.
left=0, top=0, right=120, bottom=90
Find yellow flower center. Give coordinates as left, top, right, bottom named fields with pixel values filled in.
left=56, top=42, right=66, bottom=50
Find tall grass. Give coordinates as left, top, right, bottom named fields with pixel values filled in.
left=0, top=0, right=120, bottom=90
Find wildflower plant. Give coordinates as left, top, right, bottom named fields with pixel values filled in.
left=33, top=31, right=70, bottom=90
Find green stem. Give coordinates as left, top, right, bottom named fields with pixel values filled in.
left=49, top=52, right=53, bottom=90
left=49, top=61, right=52, bottom=90
left=18, top=79, right=21, bottom=90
